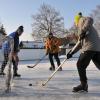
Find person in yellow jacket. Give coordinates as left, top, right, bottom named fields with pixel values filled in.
left=45, top=32, right=62, bottom=71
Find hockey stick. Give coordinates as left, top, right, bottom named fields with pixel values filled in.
left=5, top=55, right=12, bottom=92
left=5, top=39, right=14, bottom=93
left=27, top=54, right=47, bottom=68
left=41, top=58, right=67, bottom=86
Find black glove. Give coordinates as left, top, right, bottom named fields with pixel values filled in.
left=67, top=50, right=73, bottom=59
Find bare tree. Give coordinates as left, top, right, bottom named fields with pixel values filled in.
left=0, top=24, right=6, bottom=35
left=69, top=25, right=78, bottom=34
left=32, top=3, right=65, bottom=39
left=90, top=5, right=100, bottom=32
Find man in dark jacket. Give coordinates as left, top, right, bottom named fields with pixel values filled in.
left=0, top=26, right=24, bottom=77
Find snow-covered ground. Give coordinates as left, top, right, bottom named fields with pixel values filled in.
left=0, top=57, right=100, bottom=100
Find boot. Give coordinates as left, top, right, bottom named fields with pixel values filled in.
left=72, top=82, right=88, bottom=92
left=0, top=71, right=5, bottom=75
left=58, top=67, right=62, bottom=71
left=0, top=69, right=5, bottom=75
left=13, top=73, right=21, bottom=77
left=49, top=66, right=55, bottom=71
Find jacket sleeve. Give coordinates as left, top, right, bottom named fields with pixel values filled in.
left=9, top=32, right=15, bottom=38
left=45, top=38, right=49, bottom=53
left=70, top=40, right=82, bottom=55
left=55, top=37, right=62, bottom=46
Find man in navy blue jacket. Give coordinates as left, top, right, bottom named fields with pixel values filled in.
left=0, top=26, right=24, bottom=77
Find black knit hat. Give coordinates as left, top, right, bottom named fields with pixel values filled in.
left=18, top=26, right=24, bottom=32
left=49, top=32, right=53, bottom=35
left=78, top=12, right=82, bottom=16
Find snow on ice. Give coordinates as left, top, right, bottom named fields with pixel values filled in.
left=0, top=57, right=100, bottom=100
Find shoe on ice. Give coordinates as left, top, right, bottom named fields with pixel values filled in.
left=0, top=71, right=5, bottom=75
left=58, top=67, right=62, bottom=71
left=49, top=67, right=55, bottom=71
left=13, top=73, right=21, bottom=77
left=72, top=84, right=88, bottom=92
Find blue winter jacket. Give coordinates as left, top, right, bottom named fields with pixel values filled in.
left=2, top=32, right=19, bottom=53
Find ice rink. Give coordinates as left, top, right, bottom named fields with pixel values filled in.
left=0, top=57, right=100, bottom=100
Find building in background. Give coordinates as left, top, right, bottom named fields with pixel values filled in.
left=20, top=40, right=45, bottom=49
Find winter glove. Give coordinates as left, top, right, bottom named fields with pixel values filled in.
left=67, top=50, right=73, bottom=59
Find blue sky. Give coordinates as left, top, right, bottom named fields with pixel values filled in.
left=0, top=0, right=100, bottom=41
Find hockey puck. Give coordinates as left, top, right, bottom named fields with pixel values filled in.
left=29, top=83, right=32, bottom=86
left=42, top=83, right=45, bottom=86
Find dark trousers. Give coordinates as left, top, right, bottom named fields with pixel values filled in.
left=77, top=51, right=100, bottom=83
left=49, top=53, right=61, bottom=68
left=12, top=58, right=18, bottom=74
left=1, top=52, right=18, bottom=74
left=1, top=52, right=9, bottom=72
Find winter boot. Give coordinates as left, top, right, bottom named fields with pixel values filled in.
left=72, top=82, right=88, bottom=92
left=13, top=73, right=21, bottom=77
left=0, top=71, right=5, bottom=75
left=58, top=67, right=62, bottom=71
left=0, top=69, right=5, bottom=75
left=49, top=66, right=55, bottom=71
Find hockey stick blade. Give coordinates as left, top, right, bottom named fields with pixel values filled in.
left=27, top=55, right=47, bottom=68
left=27, top=65, right=35, bottom=68
left=41, top=58, right=67, bottom=86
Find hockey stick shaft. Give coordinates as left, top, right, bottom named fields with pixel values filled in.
left=27, top=54, right=47, bottom=68
left=42, top=58, right=67, bottom=86
left=5, top=39, right=14, bottom=92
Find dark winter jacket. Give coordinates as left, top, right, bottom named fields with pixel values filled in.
left=9, top=32, right=19, bottom=53
left=2, top=32, right=20, bottom=53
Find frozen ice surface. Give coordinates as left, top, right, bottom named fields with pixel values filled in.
left=0, top=56, right=100, bottom=100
